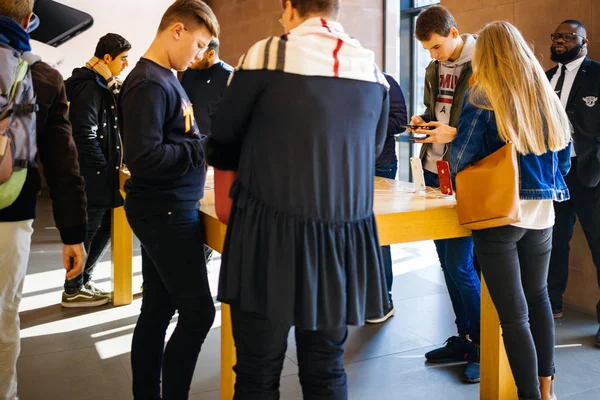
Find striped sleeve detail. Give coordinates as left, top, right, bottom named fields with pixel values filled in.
left=275, top=35, right=287, bottom=71
left=262, top=37, right=275, bottom=69
left=239, top=37, right=287, bottom=72
left=236, top=52, right=248, bottom=71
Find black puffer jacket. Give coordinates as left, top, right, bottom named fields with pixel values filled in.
left=65, top=68, right=123, bottom=209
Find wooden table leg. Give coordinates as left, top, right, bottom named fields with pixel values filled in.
left=221, top=303, right=236, bottom=400
left=111, top=206, right=133, bottom=306
left=480, top=276, right=517, bottom=399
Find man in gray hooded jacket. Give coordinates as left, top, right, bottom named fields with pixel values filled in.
left=409, top=5, right=481, bottom=385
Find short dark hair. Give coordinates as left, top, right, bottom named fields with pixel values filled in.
left=0, top=0, right=34, bottom=23
left=94, top=33, right=131, bottom=59
left=159, top=0, right=219, bottom=37
left=208, top=37, right=219, bottom=55
left=559, top=19, right=587, bottom=37
left=280, top=0, right=340, bottom=18
left=415, top=5, right=457, bottom=41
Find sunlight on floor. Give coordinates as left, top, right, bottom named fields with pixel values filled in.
left=19, top=240, right=438, bottom=361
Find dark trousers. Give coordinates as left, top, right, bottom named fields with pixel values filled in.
left=548, top=160, right=600, bottom=322
left=64, top=207, right=111, bottom=293
left=230, top=303, right=348, bottom=400
left=424, top=170, right=481, bottom=344
left=127, top=209, right=216, bottom=400
left=473, top=226, right=555, bottom=400
left=375, top=162, right=398, bottom=301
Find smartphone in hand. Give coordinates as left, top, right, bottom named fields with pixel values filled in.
left=401, top=124, right=433, bottom=131
left=436, top=160, right=453, bottom=195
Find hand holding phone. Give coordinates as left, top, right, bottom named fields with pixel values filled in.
left=401, top=130, right=430, bottom=141
left=436, top=160, right=454, bottom=195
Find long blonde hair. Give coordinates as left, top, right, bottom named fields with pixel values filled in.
left=470, top=21, right=571, bottom=155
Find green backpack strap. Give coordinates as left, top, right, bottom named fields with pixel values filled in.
left=0, top=168, right=27, bottom=209
left=9, top=58, right=30, bottom=102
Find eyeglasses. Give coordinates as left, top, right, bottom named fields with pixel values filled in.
left=550, top=33, right=586, bottom=42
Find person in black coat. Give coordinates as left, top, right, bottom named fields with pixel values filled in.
left=180, top=37, right=233, bottom=137
left=0, top=5, right=87, bottom=396
left=545, top=19, right=600, bottom=346
left=366, top=73, right=407, bottom=324
left=207, top=0, right=389, bottom=397
left=62, top=33, right=131, bottom=307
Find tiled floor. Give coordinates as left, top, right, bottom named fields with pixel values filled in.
left=15, top=194, right=600, bottom=399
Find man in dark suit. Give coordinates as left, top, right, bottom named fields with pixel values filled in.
left=546, top=19, right=600, bottom=346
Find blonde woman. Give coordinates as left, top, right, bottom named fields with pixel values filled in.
left=451, top=21, right=571, bottom=400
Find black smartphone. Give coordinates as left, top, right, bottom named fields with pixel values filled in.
left=30, top=0, right=93, bottom=47
left=399, top=124, right=433, bottom=131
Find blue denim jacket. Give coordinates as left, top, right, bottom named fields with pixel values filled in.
left=450, top=92, right=571, bottom=202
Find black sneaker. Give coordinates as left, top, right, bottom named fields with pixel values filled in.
left=365, top=301, right=395, bottom=324
left=463, top=344, right=480, bottom=383
left=595, top=326, right=600, bottom=348
left=61, top=287, right=110, bottom=308
left=425, top=336, right=472, bottom=363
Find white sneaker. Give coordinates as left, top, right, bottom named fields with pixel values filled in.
left=365, top=302, right=395, bottom=324
left=85, top=281, right=111, bottom=297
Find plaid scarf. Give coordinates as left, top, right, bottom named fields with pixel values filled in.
left=236, top=17, right=388, bottom=89
left=85, top=56, right=122, bottom=95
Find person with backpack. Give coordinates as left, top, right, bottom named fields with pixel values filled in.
left=0, top=1, right=87, bottom=398
left=62, top=33, right=131, bottom=308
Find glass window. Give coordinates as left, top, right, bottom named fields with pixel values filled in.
left=414, top=0, right=440, bottom=6
left=397, top=0, right=440, bottom=181
left=413, top=25, right=432, bottom=116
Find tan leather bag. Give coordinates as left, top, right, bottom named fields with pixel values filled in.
left=455, top=143, right=521, bottom=230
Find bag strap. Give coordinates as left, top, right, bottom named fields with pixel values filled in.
left=9, top=58, right=30, bottom=102
left=3, top=53, right=41, bottom=118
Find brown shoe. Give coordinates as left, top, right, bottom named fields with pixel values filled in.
left=552, top=310, right=563, bottom=319
left=539, top=376, right=557, bottom=400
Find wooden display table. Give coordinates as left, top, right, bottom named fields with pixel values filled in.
left=112, top=169, right=516, bottom=400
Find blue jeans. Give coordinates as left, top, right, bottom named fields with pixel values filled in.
left=230, top=302, right=348, bottom=399
left=126, top=209, right=216, bottom=400
left=424, top=170, right=481, bottom=344
left=376, top=162, right=398, bottom=302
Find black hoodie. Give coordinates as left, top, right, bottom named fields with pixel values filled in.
left=65, top=67, right=124, bottom=209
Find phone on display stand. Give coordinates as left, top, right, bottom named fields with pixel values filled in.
left=436, top=160, right=454, bottom=195
left=410, top=157, right=426, bottom=192
left=30, top=0, right=93, bottom=47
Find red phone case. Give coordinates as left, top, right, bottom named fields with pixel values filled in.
left=214, top=169, right=237, bottom=224
left=436, top=160, right=454, bottom=195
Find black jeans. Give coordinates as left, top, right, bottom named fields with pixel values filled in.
left=64, top=207, right=111, bottom=293
left=230, top=303, right=348, bottom=400
left=375, top=162, right=398, bottom=301
left=548, top=160, right=600, bottom=322
left=127, top=209, right=216, bottom=400
left=473, top=226, right=555, bottom=400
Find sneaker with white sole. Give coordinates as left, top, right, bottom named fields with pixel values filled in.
left=61, top=287, right=110, bottom=308
left=85, top=281, right=111, bottom=297
left=365, top=301, right=395, bottom=324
